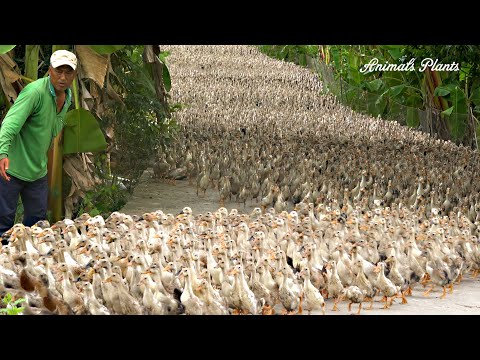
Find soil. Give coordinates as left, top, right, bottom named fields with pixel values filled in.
left=120, top=167, right=262, bottom=216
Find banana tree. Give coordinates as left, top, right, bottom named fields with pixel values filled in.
left=143, top=45, right=171, bottom=121
left=47, top=45, right=69, bottom=223
left=0, top=45, right=21, bottom=116
left=58, top=45, right=121, bottom=221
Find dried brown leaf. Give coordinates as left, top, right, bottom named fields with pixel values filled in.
left=76, top=45, right=108, bottom=88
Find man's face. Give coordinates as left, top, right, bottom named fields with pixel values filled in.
left=49, top=65, right=76, bottom=92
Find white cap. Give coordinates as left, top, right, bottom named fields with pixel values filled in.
left=50, top=50, right=77, bottom=70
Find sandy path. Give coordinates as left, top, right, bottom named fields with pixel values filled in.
left=121, top=168, right=262, bottom=216
left=317, top=277, right=480, bottom=315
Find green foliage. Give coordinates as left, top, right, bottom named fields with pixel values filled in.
left=0, top=45, right=16, bottom=54
left=258, top=45, right=318, bottom=66
left=157, top=51, right=172, bottom=92
left=262, top=44, right=480, bottom=147
left=88, top=45, right=125, bottom=55
left=63, top=108, right=108, bottom=154
left=1, top=293, right=26, bottom=315
left=74, top=182, right=127, bottom=219
left=100, top=46, right=180, bottom=186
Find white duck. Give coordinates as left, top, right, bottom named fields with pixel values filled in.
left=299, top=267, right=325, bottom=315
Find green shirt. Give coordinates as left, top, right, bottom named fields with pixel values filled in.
left=0, top=76, right=72, bottom=181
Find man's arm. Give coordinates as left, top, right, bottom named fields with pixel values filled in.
left=0, top=86, right=39, bottom=157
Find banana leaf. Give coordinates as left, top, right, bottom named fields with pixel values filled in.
left=0, top=46, right=15, bottom=54
left=88, top=45, right=125, bottom=55
left=63, top=108, right=107, bottom=154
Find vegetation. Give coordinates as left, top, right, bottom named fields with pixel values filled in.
left=1, top=45, right=180, bottom=220
left=105, top=46, right=179, bottom=184
left=0, top=293, right=26, bottom=315
left=259, top=45, right=480, bottom=149
left=70, top=46, right=180, bottom=219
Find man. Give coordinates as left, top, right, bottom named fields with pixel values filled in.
left=0, top=49, right=77, bottom=244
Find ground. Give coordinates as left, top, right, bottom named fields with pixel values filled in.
left=120, top=168, right=480, bottom=315
left=120, top=168, right=262, bottom=216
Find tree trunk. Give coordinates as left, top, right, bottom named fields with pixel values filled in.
left=423, top=68, right=451, bottom=141
left=47, top=45, right=70, bottom=222
left=24, top=45, right=40, bottom=81
left=142, top=45, right=170, bottom=121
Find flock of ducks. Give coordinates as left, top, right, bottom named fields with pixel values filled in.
left=1, top=45, right=480, bottom=315
left=0, top=203, right=478, bottom=315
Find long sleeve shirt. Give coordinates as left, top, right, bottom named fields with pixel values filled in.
left=0, top=76, right=71, bottom=181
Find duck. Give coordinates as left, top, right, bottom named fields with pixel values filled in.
left=351, top=258, right=376, bottom=310
left=179, top=267, right=204, bottom=315
left=423, top=257, right=461, bottom=299
left=79, top=281, right=110, bottom=315
left=57, top=263, right=90, bottom=315
left=196, top=278, right=229, bottom=315
left=104, top=273, right=144, bottom=315
left=13, top=252, right=41, bottom=293
left=374, top=262, right=399, bottom=309
left=340, top=285, right=366, bottom=315
left=137, top=274, right=167, bottom=315
left=231, top=263, right=257, bottom=314
left=248, top=263, right=274, bottom=309
left=277, top=265, right=301, bottom=314
left=325, top=260, right=344, bottom=311
left=385, top=254, right=408, bottom=304
left=35, top=273, right=74, bottom=315
left=299, top=266, right=325, bottom=315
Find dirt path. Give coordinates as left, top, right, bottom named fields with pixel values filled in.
left=318, top=277, right=480, bottom=315
left=120, top=168, right=262, bottom=216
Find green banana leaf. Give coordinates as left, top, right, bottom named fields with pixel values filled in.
left=63, top=108, right=107, bottom=154
left=0, top=45, right=16, bottom=54
left=88, top=45, right=125, bottom=55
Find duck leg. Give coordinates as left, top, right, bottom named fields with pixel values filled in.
left=332, top=298, right=339, bottom=311
left=348, top=302, right=352, bottom=312
left=439, top=286, right=447, bottom=299
left=382, top=296, right=390, bottom=309
left=367, top=297, right=374, bottom=310
left=423, top=284, right=435, bottom=297
left=455, top=273, right=463, bottom=284
left=297, top=295, right=303, bottom=314
left=321, top=303, right=326, bottom=315
left=400, top=290, right=408, bottom=304
left=356, top=303, right=362, bottom=315
left=448, top=283, right=454, bottom=294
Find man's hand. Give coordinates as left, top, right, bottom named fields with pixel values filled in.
left=0, top=158, right=10, bottom=181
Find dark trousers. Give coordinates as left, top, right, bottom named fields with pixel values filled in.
left=0, top=174, right=48, bottom=244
